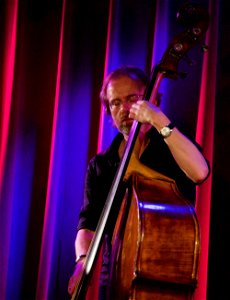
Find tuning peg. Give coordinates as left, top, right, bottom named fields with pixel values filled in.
left=202, top=44, right=209, bottom=52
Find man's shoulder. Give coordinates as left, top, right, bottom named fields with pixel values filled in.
left=88, top=133, right=123, bottom=167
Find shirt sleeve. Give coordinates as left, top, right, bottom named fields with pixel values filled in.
left=77, top=155, right=117, bottom=232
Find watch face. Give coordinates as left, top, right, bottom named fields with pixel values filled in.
left=160, top=126, right=172, bottom=137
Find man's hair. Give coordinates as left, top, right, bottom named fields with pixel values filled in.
left=100, top=66, right=150, bottom=114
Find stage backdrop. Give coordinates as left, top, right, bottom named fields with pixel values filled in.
left=0, top=0, right=229, bottom=299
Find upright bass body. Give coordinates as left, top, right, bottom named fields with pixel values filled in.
left=109, top=169, right=200, bottom=300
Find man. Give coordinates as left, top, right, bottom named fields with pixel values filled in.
left=68, top=66, right=210, bottom=299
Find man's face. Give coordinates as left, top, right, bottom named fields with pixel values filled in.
left=106, top=76, right=145, bottom=137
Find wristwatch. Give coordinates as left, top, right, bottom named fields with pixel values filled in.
left=159, top=123, right=175, bottom=138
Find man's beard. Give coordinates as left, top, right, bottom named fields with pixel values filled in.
left=119, top=123, right=132, bottom=136
left=116, top=113, right=133, bottom=136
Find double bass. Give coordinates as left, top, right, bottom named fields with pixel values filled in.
left=71, top=3, right=209, bottom=299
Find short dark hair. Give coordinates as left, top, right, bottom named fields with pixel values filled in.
left=100, top=66, right=149, bottom=114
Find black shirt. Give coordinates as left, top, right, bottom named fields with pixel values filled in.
left=77, top=127, right=201, bottom=233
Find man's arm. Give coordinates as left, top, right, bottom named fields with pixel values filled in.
left=75, top=228, right=94, bottom=259
left=130, top=100, right=210, bottom=183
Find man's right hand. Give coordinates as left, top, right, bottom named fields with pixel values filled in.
left=68, top=258, right=86, bottom=297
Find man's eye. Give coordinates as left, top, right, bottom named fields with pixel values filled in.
left=110, top=100, right=121, bottom=107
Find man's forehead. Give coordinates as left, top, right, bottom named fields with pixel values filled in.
left=107, top=77, right=143, bottom=98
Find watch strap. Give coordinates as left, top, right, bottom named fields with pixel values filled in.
left=167, top=123, right=175, bottom=130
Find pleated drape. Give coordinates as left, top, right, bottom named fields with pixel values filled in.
left=0, top=1, right=226, bottom=299
left=194, top=1, right=219, bottom=299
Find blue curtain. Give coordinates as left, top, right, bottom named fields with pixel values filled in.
left=0, top=0, right=227, bottom=299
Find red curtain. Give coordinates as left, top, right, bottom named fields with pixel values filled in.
left=0, top=0, right=227, bottom=299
